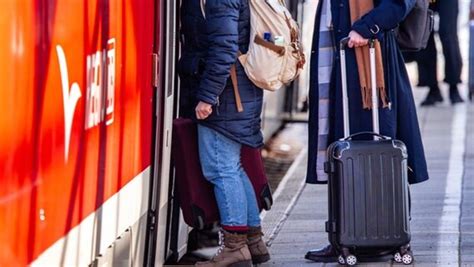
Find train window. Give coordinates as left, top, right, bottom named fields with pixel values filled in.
left=296, top=0, right=318, bottom=113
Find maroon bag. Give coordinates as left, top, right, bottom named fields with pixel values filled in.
left=241, top=145, right=273, bottom=211
left=171, top=118, right=272, bottom=229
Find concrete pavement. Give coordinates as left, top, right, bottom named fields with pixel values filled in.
left=261, top=0, right=474, bottom=264
left=260, top=93, right=473, bottom=266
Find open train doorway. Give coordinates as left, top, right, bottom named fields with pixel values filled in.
left=158, top=0, right=315, bottom=265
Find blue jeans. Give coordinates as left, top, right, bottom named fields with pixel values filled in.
left=197, top=124, right=261, bottom=227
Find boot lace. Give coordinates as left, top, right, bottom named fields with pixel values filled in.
left=214, top=230, right=226, bottom=257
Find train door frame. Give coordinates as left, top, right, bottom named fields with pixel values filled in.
left=143, top=0, right=164, bottom=265
left=162, top=1, right=194, bottom=263
left=143, top=0, right=311, bottom=264
left=144, top=0, right=182, bottom=266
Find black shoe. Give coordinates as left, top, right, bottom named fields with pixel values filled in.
left=449, top=85, right=464, bottom=105
left=432, top=87, right=444, bottom=103
left=420, top=97, right=437, bottom=106
left=305, top=245, right=338, bottom=263
left=420, top=86, right=443, bottom=106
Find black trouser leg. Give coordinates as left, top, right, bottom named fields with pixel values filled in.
left=415, top=32, right=439, bottom=88
left=417, top=34, right=444, bottom=105
left=438, top=0, right=463, bottom=86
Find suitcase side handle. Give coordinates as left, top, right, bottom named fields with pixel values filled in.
left=342, top=131, right=390, bottom=141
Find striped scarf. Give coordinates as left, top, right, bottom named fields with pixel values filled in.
left=315, top=0, right=335, bottom=182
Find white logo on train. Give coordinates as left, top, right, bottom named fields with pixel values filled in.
left=56, top=39, right=116, bottom=162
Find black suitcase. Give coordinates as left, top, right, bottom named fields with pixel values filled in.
left=324, top=39, right=412, bottom=266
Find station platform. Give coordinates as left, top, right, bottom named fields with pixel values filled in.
left=260, top=95, right=473, bottom=266
left=259, top=3, right=474, bottom=264
left=172, top=73, right=474, bottom=267
left=175, top=1, right=474, bottom=265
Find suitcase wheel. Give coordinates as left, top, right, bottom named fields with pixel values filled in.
left=260, top=185, right=273, bottom=211
left=196, top=216, right=205, bottom=230
left=345, top=255, right=357, bottom=266
left=263, top=197, right=272, bottom=211
left=337, top=255, right=346, bottom=265
left=337, top=254, right=357, bottom=266
left=394, top=252, right=403, bottom=263
left=401, top=252, right=414, bottom=265
left=393, top=245, right=414, bottom=265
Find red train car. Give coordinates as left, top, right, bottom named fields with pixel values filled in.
left=0, top=0, right=309, bottom=265
left=0, top=0, right=180, bottom=266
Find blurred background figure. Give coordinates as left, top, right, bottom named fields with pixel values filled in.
left=406, top=0, right=464, bottom=106
left=469, top=0, right=474, bottom=100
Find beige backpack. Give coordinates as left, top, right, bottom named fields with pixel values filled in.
left=200, top=0, right=306, bottom=92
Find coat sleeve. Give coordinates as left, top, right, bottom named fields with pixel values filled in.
left=196, top=0, right=240, bottom=105
left=352, top=0, right=416, bottom=39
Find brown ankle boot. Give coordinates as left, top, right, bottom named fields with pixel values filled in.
left=247, top=227, right=270, bottom=264
left=195, top=230, right=252, bottom=267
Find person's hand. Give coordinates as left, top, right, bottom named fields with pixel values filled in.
left=195, top=101, right=213, bottom=120
left=348, top=30, right=369, bottom=48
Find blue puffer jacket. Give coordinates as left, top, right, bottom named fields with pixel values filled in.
left=178, top=0, right=264, bottom=148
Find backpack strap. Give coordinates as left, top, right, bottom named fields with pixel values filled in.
left=230, top=65, right=244, bottom=113
left=200, top=0, right=206, bottom=18
left=254, top=35, right=286, bottom=56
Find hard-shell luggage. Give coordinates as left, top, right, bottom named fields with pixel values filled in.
left=171, top=118, right=273, bottom=230
left=324, top=39, right=412, bottom=266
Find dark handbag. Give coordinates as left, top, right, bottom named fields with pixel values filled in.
left=396, top=0, right=434, bottom=52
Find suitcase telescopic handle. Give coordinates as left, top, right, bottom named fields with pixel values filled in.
left=339, top=38, right=380, bottom=140
left=339, top=37, right=351, bottom=50
left=339, top=37, right=351, bottom=138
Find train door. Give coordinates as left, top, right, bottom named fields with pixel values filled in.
left=145, top=0, right=187, bottom=266
left=162, top=1, right=192, bottom=263
left=293, top=0, right=318, bottom=117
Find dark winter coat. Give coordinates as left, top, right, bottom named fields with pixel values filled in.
left=307, top=0, right=430, bottom=184
left=178, top=0, right=264, bottom=148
